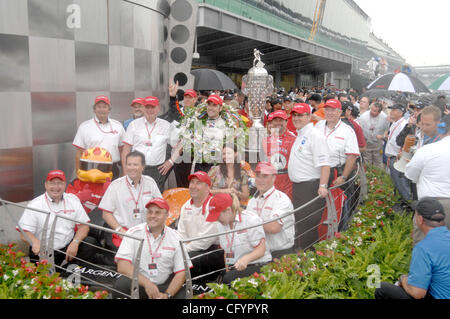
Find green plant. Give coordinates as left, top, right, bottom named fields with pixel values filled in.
left=0, top=244, right=108, bottom=299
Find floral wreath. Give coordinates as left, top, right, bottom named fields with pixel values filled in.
left=178, top=103, right=249, bottom=164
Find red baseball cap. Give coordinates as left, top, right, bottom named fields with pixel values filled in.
left=291, top=103, right=311, bottom=115
left=131, top=98, right=145, bottom=106
left=268, top=110, right=288, bottom=121
left=94, top=95, right=110, bottom=105
left=207, top=94, right=223, bottom=106
left=46, top=170, right=66, bottom=182
left=254, top=162, right=277, bottom=175
left=206, top=193, right=233, bottom=222
left=145, top=198, right=170, bottom=211
left=188, top=171, right=212, bottom=187
left=324, top=99, right=342, bottom=110
left=184, top=89, right=197, bottom=98
left=145, top=96, right=159, bottom=107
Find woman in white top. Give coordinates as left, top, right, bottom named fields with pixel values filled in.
left=206, top=193, right=272, bottom=284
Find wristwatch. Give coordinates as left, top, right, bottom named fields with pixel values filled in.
left=165, top=292, right=173, bottom=299
left=319, top=184, right=328, bottom=189
left=115, top=226, right=122, bottom=232
left=341, top=175, right=347, bottom=181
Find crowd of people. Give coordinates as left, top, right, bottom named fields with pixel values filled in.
left=16, top=80, right=450, bottom=299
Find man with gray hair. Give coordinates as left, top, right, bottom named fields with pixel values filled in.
left=358, top=102, right=389, bottom=168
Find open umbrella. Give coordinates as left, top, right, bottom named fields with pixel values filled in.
left=367, top=73, right=430, bottom=93
left=429, top=74, right=450, bottom=91
left=362, top=89, right=398, bottom=99
left=191, top=68, right=238, bottom=91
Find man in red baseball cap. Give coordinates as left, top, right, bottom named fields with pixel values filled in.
left=17, top=169, right=97, bottom=266
left=113, top=197, right=192, bottom=299
left=73, top=95, right=125, bottom=179
left=122, top=94, right=177, bottom=193
left=124, top=98, right=145, bottom=130
left=176, top=170, right=224, bottom=287
left=262, top=110, right=296, bottom=200
left=288, top=103, right=331, bottom=250
left=246, top=162, right=295, bottom=260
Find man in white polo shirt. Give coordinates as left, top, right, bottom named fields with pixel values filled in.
left=99, top=151, right=162, bottom=264
left=177, top=171, right=224, bottom=286
left=384, top=104, right=410, bottom=207
left=288, top=104, right=331, bottom=250
left=122, top=96, right=178, bottom=192
left=73, top=95, right=125, bottom=179
left=315, top=99, right=360, bottom=231
left=113, top=198, right=192, bottom=299
left=246, top=162, right=295, bottom=259
left=406, top=114, right=450, bottom=245
left=17, top=170, right=96, bottom=266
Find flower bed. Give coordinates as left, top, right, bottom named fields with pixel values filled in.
left=198, top=166, right=413, bottom=299
left=0, top=244, right=108, bottom=299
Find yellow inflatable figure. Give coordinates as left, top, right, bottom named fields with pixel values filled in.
left=67, top=147, right=113, bottom=214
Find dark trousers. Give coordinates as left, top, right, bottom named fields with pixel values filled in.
left=223, top=263, right=266, bottom=285
left=173, top=161, right=192, bottom=188
left=144, top=165, right=172, bottom=193
left=112, top=274, right=186, bottom=299
left=28, top=236, right=97, bottom=267
left=112, top=162, right=121, bottom=181
left=188, top=245, right=225, bottom=285
left=292, top=179, right=326, bottom=251
left=375, top=282, right=434, bottom=299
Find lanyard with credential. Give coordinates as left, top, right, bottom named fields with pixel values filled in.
left=44, top=194, right=67, bottom=214
left=225, top=221, right=237, bottom=252
left=388, top=119, right=405, bottom=140
left=93, top=118, right=117, bottom=134
left=256, top=188, right=276, bottom=216
left=145, top=226, right=165, bottom=262
left=125, top=177, right=143, bottom=210
left=324, top=121, right=342, bottom=138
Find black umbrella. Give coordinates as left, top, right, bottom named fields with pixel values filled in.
left=191, top=69, right=238, bottom=91
left=367, top=73, right=430, bottom=94
left=362, top=89, right=398, bottom=99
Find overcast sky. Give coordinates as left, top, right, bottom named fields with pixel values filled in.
left=353, top=0, right=450, bottom=67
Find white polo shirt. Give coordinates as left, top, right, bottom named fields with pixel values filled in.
left=73, top=117, right=125, bottom=163
left=315, top=120, right=360, bottom=167
left=246, top=186, right=295, bottom=252
left=288, top=123, right=331, bottom=182
left=384, top=117, right=408, bottom=157
left=177, top=197, right=220, bottom=252
left=123, top=117, right=176, bottom=166
left=17, top=193, right=90, bottom=250
left=405, top=135, right=450, bottom=199
left=99, top=175, right=162, bottom=229
left=217, top=210, right=272, bottom=265
left=115, top=224, right=192, bottom=285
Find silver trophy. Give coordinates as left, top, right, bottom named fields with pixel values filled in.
left=242, top=49, right=274, bottom=153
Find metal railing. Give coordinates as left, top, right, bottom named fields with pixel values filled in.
left=0, top=163, right=363, bottom=299
left=0, top=199, right=144, bottom=299
left=179, top=163, right=362, bottom=298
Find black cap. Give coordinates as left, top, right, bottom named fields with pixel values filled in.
left=413, top=198, right=446, bottom=222
left=223, top=94, right=233, bottom=101
left=389, top=103, right=406, bottom=113
left=271, top=98, right=282, bottom=106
